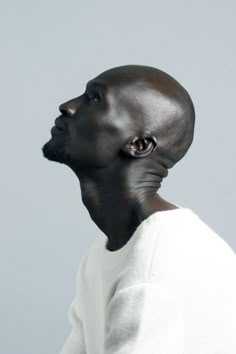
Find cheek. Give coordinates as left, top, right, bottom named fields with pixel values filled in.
left=66, top=112, right=124, bottom=167
left=65, top=129, right=118, bottom=167
left=91, top=131, right=121, bottom=166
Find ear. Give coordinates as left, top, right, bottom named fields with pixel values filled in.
left=121, top=133, right=158, bottom=158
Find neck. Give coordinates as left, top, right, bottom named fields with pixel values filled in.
left=70, top=157, right=176, bottom=251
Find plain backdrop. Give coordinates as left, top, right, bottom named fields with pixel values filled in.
left=1, top=1, right=235, bottom=353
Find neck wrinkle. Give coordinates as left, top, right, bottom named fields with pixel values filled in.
left=70, top=156, right=169, bottom=249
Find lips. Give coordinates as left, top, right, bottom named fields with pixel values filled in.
left=50, top=117, right=66, bottom=136
left=54, top=117, right=66, bottom=130
left=50, top=116, right=67, bottom=136
left=51, top=125, right=63, bottom=135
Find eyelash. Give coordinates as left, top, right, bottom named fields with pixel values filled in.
left=85, top=91, right=102, bottom=103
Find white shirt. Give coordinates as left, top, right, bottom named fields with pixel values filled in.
left=60, top=207, right=236, bottom=354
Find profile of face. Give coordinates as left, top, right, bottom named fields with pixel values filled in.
left=42, top=65, right=195, bottom=171
left=42, top=71, right=144, bottom=170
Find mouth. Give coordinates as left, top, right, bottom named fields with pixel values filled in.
left=51, top=117, right=66, bottom=135
left=51, top=125, right=64, bottom=135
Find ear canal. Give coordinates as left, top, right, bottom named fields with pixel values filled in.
left=134, top=136, right=157, bottom=157
left=121, top=135, right=158, bottom=158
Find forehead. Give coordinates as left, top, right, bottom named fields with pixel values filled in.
left=88, top=77, right=176, bottom=125
left=88, top=67, right=154, bottom=88
left=88, top=71, right=183, bottom=119
left=87, top=66, right=186, bottom=105
left=86, top=74, right=156, bottom=102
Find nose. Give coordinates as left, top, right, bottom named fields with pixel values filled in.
left=59, top=101, right=77, bottom=117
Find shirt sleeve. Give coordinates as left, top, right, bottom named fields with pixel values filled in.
left=59, top=298, right=86, bottom=354
left=104, top=281, right=184, bottom=354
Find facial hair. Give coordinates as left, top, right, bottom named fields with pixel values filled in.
left=41, top=136, right=66, bottom=164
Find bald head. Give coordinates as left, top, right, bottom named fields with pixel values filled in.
left=93, top=65, right=195, bottom=169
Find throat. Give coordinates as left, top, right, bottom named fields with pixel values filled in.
left=83, top=188, right=178, bottom=252
left=74, top=158, right=174, bottom=251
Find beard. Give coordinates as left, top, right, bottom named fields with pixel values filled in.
left=42, top=136, right=66, bottom=164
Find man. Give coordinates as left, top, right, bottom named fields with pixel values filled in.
left=42, top=65, right=236, bottom=353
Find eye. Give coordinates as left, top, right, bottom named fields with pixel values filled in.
left=85, top=90, right=102, bottom=103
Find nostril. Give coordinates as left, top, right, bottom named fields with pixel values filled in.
left=59, top=104, right=67, bottom=115
left=59, top=103, right=76, bottom=117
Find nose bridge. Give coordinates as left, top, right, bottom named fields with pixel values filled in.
left=59, top=97, right=79, bottom=116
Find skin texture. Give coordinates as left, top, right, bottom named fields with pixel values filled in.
left=42, top=65, right=195, bottom=251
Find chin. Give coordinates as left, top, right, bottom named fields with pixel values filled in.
left=42, top=137, right=66, bottom=164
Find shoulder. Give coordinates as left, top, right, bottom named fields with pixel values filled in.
left=149, top=208, right=236, bottom=283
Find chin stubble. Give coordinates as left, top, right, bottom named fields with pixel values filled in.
left=41, top=139, right=66, bottom=164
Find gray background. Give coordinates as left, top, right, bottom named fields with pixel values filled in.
left=1, top=0, right=235, bottom=353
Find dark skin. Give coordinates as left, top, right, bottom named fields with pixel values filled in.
left=42, top=65, right=195, bottom=251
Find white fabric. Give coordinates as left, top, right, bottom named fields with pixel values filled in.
left=60, top=207, right=236, bottom=354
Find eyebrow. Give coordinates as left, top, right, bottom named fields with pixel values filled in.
left=86, top=80, right=107, bottom=91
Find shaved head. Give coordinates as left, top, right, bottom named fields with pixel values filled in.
left=93, top=65, right=195, bottom=169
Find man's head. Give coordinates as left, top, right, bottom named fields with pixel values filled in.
left=42, top=65, right=195, bottom=173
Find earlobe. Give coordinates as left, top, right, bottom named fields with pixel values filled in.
left=121, top=134, right=158, bottom=158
